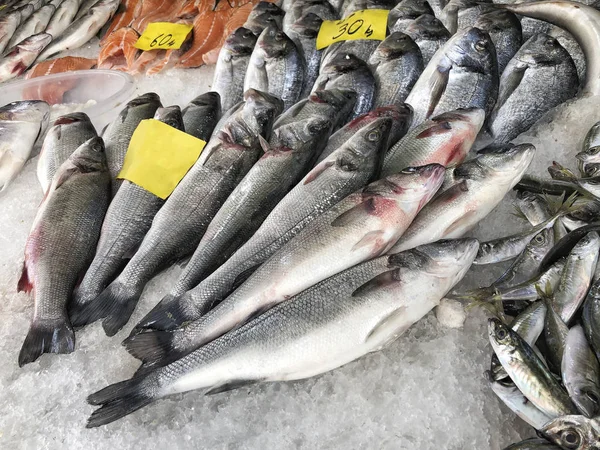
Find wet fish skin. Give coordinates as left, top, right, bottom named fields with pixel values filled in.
left=391, top=143, right=535, bottom=252
left=45, top=0, right=83, bottom=38
left=89, top=239, right=478, bottom=427
left=0, top=32, right=51, bottom=83
left=18, top=137, right=110, bottom=367
left=583, top=280, right=600, bottom=363
left=515, top=191, right=552, bottom=226
left=282, top=0, right=337, bottom=36
left=542, top=415, right=600, bottom=450
left=0, top=7, right=22, bottom=54
left=36, top=0, right=119, bottom=62
left=403, top=14, right=451, bottom=66
left=382, top=107, right=484, bottom=176
left=69, top=107, right=184, bottom=326
left=543, top=298, right=569, bottom=373
left=488, top=318, right=577, bottom=418
left=244, top=24, right=305, bottom=111
left=213, top=28, right=257, bottom=113
left=0, top=99, right=49, bottom=192
left=370, top=32, right=424, bottom=109
left=312, top=52, right=376, bottom=121
left=489, top=33, right=578, bottom=144
left=181, top=92, right=222, bottom=142
left=562, top=324, right=600, bottom=418
left=388, top=0, right=434, bottom=32
left=475, top=9, right=522, bottom=74
left=37, top=112, right=97, bottom=193
left=73, top=0, right=100, bottom=20
left=316, top=104, right=413, bottom=164
left=243, top=2, right=285, bottom=35
left=405, top=27, right=498, bottom=127
left=134, top=117, right=397, bottom=333
left=440, top=0, right=493, bottom=34
left=6, top=3, right=53, bottom=49
left=102, top=92, right=162, bottom=195
left=71, top=134, right=264, bottom=337
left=288, top=13, right=323, bottom=99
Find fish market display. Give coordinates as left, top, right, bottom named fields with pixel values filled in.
left=0, top=32, right=51, bottom=83
left=402, top=14, right=450, bottom=66
left=6, top=3, right=54, bottom=50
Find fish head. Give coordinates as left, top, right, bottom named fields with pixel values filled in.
left=243, top=89, right=284, bottom=130
left=245, top=12, right=282, bottom=35
left=11, top=32, right=52, bottom=54
left=517, top=33, right=571, bottom=66
left=122, top=92, right=162, bottom=122
left=154, top=106, right=184, bottom=131
left=290, top=13, right=323, bottom=38
left=53, top=112, right=92, bottom=127
left=584, top=122, right=600, bottom=150
left=488, top=318, right=517, bottom=352
left=475, top=9, right=521, bottom=34
left=225, top=27, right=258, bottom=54
left=542, top=415, right=600, bottom=450
left=369, top=32, right=421, bottom=66
left=258, top=24, right=292, bottom=58
left=577, top=146, right=600, bottom=164
left=309, top=88, right=357, bottom=116
left=527, top=228, right=555, bottom=260
left=475, top=143, right=536, bottom=181
left=346, top=116, right=393, bottom=164
left=323, top=53, right=365, bottom=75
left=410, top=238, right=479, bottom=280
left=272, top=116, right=333, bottom=149
left=0, top=100, right=49, bottom=124
left=389, top=0, right=434, bottom=23
left=70, top=136, right=108, bottom=173
left=447, top=27, right=497, bottom=75
left=189, top=91, right=221, bottom=110
left=252, top=1, right=284, bottom=15
left=584, top=163, right=600, bottom=178
left=570, top=231, right=600, bottom=258
left=427, top=106, right=485, bottom=146
left=406, top=14, right=451, bottom=41
left=378, top=164, right=446, bottom=204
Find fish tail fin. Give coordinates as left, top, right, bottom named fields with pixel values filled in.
left=133, top=294, right=199, bottom=333
left=69, top=281, right=142, bottom=336
left=18, top=317, right=75, bottom=367
left=86, top=376, right=156, bottom=428
left=122, top=329, right=181, bottom=367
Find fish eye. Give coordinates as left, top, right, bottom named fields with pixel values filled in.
left=561, top=430, right=581, bottom=448
left=475, top=40, right=487, bottom=52
left=367, top=130, right=381, bottom=142
left=545, top=38, right=555, bottom=46
left=402, top=167, right=417, bottom=174
left=275, top=32, right=284, bottom=41
left=535, top=234, right=544, bottom=243
left=496, top=328, right=508, bottom=340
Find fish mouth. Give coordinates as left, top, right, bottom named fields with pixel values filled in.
left=54, top=113, right=88, bottom=125
left=128, top=93, right=160, bottom=107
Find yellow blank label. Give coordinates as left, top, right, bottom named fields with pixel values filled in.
left=135, top=22, right=194, bottom=51
left=118, top=120, right=206, bottom=199
left=316, top=9, right=389, bottom=50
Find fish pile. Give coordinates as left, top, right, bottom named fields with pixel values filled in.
left=6, top=0, right=600, bottom=439
left=0, top=0, right=120, bottom=83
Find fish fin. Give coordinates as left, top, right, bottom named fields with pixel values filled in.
left=69, top=281, right=142, bottom=336
left=331, top=198, right=376, bottom=227
left=86, top=378, right=154, bottom=428
left=18, top=317, right=75, bottom=367
left=232, top=265, right=260, bottom=290
left=122, top=329, right=179, bottom=365
left=415, top=121, right=452, bottom=139
left=352, top=269, right=401, bottom=297
left=258, top=134, right=270, bottom=154
left=17, top=263, right=32, bottom=293
left=303, top=161, right=335, bottom=185
left=444, top=210, right=479, bottom=237
left=205, top=379, right=258, bottom=395
left=494, top=65, right=526, bottom=113
left=365, top=306, right=410, bottom=349
left=426, top=64, right=450, bottom=119
left=351, top=230, right=387, bottom=255
left=54, top=166, right=78, bottom=189
left=133, top=294, right=193, bottom=333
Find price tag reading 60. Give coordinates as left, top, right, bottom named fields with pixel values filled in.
left=316, top=9, right=389, bottom=50
left=135, top=22, right=194, bottom=51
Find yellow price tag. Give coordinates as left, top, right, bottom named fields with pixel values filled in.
left=134, top=22, right=194, bottom=51
left=118, top=119, right=206, bottom=199
left=316, top=9, right=389, bottom=50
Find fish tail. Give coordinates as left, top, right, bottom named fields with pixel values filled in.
left=86, top=375, right=156, bottom=428
left=69, top=281, right=142, bottom=336
left=18, top=317, right=75, bottom=367
left=122, top=329, right=181, bottom=367
left=133, top=294, right=199, bottom=333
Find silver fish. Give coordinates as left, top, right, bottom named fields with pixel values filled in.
left=370, top=32, right=424, bottom=109
left=17, top=137, right=110, bottom=366
left=403, top=14, right=451, bottom=66
left=244, top=24, right=305, bottom=111
left=6, top=3, right=53, bottom=49
left=542, top=415, right=600, bottom=450
left=0, top=32, right=51, bottom=83
left=474, top=9, right=522, bottom=74
left=243, top=2, right=285, bottom=35
left=45, top=0, right=80, bottom=38
left=543, top=298, right=569, bottom=373
left=69, top=107, right=185, bottom=324
left=36, top=0, right=119, bottom=62
left=515, top=191, right=552, bottom=226
left=212, top=27, right=257, bottom=113
left=282, top=0, right=337, bottom=36
left=37, top=112, right=98, bottom=193
left=388, top=0, right=434, bottom=32
left=288, top=13, right=323, bottom=99
left=440, top=0, right=493, bottom=34
left=489, top=33, right=578, bottom=144
left=180, top=91, right=221, bottom=142
left=0, top=99, right=49, bottom=192
left=0, top=6, right=21, bottom=54
left=405, top=27, right=498, bottom=127
left=391, top=144, right=535, bottom=252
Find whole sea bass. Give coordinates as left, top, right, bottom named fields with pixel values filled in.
left=488, top=32, right=578, bottom=144
left=68, top=106, right=188, bottom=324
left=36, top=0, right=119, bottom=62
left=0, top=32, right=51, bottom=83
left=6, top=3, right=54, bottom=49
left=0, top=100, right=49, bottom=193
left=135, top=117, right=397, bottom=333
left=243, top=2, right=285, bottom=35
left=17, top=137, right=110, bottom=367
left=405, top=27, right=498, bottom=127
left=370, top=32, right=424, bottom=109
left=244, top=24, right=305, bottom=111
left=212, top=27, right=257, bottom=113
left=391, top=144, right=535, bottom=252
left=89, top=239, right=478, bottom=427
left=288, top=13, right=323, bottom=99
left=125, top=165, right=445, bottom=367
left=102, top=92, right=162, bottom=194
left=37, top=112, right=98, bottom=193
left=474, top=9, right=522, bottom=74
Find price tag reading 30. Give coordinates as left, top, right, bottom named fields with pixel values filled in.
left=316, top=9, right=389, bottom=50
left=135, top=22, right=194, bottom=51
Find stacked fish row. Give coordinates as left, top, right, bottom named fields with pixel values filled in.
left=0, top=0, right=120, bottom=83
left=10, top=0, right=595, bottom=433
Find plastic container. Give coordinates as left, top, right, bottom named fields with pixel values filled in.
left=0, top=70, right=135, bottom=131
